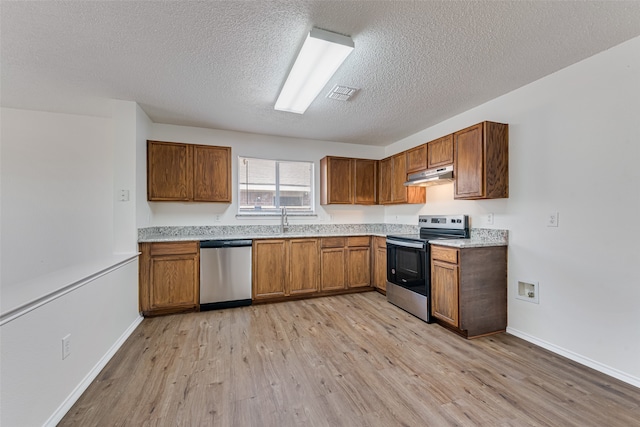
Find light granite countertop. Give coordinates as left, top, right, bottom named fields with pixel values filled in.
left=139, top=224, right=508, bottom=247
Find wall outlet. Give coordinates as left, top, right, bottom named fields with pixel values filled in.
left=546, top=212, right=559, bottom=227
left=118, top=189, right=130, bottom=202
left=214, top=214, right=221, bottom=222
left=62, top=334, right=71, bottom=359
left=486, top=212, right=494, bottom=225
left=516, top=281, right=539, bottom=304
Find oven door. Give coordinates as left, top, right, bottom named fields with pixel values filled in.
left=386, top=238, right=428, bottom=296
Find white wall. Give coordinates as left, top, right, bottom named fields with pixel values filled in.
left=385, top=36, right=640, bottom=384
left=0, top=104, right=142, bottom=425
left=141, top=124, right=386, bottom=226
left=1, top=109, right=114, bottom=285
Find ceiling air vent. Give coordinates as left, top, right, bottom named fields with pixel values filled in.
left=326, top=85, right=359, bottom=101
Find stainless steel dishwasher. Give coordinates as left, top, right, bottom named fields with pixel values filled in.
left=199, top=239, right=252, bottom=311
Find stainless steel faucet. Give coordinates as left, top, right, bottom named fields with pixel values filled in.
left=280, top=206, right=289, bottom=233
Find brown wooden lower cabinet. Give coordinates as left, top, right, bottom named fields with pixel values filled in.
left=320, top=236, right=372, bottom=291
left=430, top=244, right=507, bottom=338
left=253, top=238, right=321, bottom=301
left=138, top=241, right=200, bottom=317
left=372, top=236, right=387, bottom=293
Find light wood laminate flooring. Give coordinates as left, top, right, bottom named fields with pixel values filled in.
left=60, top=292, right=640, bottom=426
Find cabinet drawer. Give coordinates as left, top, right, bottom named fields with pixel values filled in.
left=347, top=236, right=370, bottom=247
left=431, top=245, right=458, bottom=264
left=150, top=241, right=199, bottom=256
left=321, top=237, right=346, bottom=248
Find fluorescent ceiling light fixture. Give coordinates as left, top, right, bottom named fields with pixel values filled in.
left=275, top=28, right=354, bottom=114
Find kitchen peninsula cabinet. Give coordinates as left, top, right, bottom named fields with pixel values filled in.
left=253, top=239, right=319, bottom=301
left=372, top=236, right=387, bottom=293
left=147, top=140, right=231, bottom=202
left=379, top=153, right=426, bottom=205
left=139, top=241, right=200, bottom=316
left=320, top=156, right=377, bottom=205
left=453, top=122, right=508, bottom=200
left=430, top=244, right=507, bottom=338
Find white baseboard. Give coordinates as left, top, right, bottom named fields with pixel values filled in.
left=44, top=315, right=144, bottom=427
left=506, top=327, right=640, bottom=389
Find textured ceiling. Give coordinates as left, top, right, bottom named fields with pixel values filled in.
left=2, top=1, right=640, bottom=146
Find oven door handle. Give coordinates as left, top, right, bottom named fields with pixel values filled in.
left=386, top=238, right=426, bottom=249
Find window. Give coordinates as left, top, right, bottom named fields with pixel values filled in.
left=238, top=157, right=314, bottom=215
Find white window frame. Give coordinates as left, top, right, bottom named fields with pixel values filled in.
left=237, top=156, right=315, bottom=216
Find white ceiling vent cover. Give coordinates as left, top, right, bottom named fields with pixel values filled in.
left=327, top=85, right=359, bottom=101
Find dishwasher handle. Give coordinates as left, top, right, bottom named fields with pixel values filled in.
left=200, top=239, right=253, bottom=248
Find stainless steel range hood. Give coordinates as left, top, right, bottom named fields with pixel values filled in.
left=404, top=165, right=454, bottom=187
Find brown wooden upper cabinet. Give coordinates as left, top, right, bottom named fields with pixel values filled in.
left=320, top=156, right=377, bottom=205
left=406, top=144, right=427, bottom=173
left=147, top=140, right=231, bottom=202
left=379, top=152, right=425, bottom=205
left=453, top=122, right=508, bottom=200
left=427, top=134, right=454, bottom=169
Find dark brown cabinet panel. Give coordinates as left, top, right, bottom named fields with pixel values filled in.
left=427, top=134, right=454, bottom=169
left=454, top=122, right=508, bottom=200
left=378, top=157, right=392, bottom=204
left=379, top=153, right=425, bottom=205
left=139, top=241, right=200, bottom=316
left=320, top=247, right=347, bottom=291
left=289, top=239, right=319, bottom=296
left=254, top=238, right=321, bottom=301
left=320, top=236, right=373, bottom=291
left=321, top=156, right=377, bottom=205
left=147, top=141, right=191, bottom=201
left=147, top=140, right=231, bottom=202
left=372, top=236, right=387, bottom=292
left=406, top=144, right=427, bottom=173
left=354, top=159, right=377, bottom=204
left=430, top=244, right=507, bottom=338
left=320, top=156, right=353, bottom=204
left=193, top=145, right=231, bottom=202
left=253, top=240, right=288, bottom=300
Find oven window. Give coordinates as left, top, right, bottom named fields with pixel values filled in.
left=393, top=246, right=427, bottom=295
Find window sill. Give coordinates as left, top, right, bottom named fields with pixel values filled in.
left=236, top=213, right=317, bottom=219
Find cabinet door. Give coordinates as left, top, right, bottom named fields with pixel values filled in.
left=373, top=237, right=387, bottom=291
left=193, top=145, right=231, bottom=202
left=406, top=144, right=427, bottom=173
left=354, top=159, right=377, bottom=205
left=149, top=254, right=199, bottom=311
left=347, top=247, right=371, bottom=288
left=431, top=259, right=459, bottom=327
left=325, top=157, right=354, bottom=204
left=289, top=239, right=319, bottom=295
left=391, top=153, right=408, bottom=203
left=427, top=134, right=454, bottom=169
left=378, top=157, right=392, bottom=204
left=454, top=123, right=484, bottom=199
left=320, top=248, right=346, bottom=291
left=253, top=240, right=287, bottom=300
left=147, top=141, right=192, bottom=201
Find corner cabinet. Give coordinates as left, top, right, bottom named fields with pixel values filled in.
left=453, top=122, right=508, bottom=200
left=430, top=244, right=507, bottom=338
left=147, top=140, right=231, bottom=202
left=379, top=153, right=425, bottom=205
left=139, top=241, right=200, bottom=316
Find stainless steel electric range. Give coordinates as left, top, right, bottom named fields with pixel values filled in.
left=386, top=214, right=469, bottom=322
